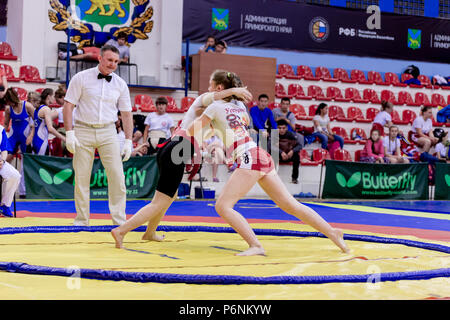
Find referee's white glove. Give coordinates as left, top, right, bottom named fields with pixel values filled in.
left=122, top=139, right=133, bottom=162
left=66, top=130, right=80, bottom=155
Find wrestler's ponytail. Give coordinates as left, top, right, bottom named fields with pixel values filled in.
left=210, top=69, right=244, bottom=102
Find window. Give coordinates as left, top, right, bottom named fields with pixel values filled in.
left=394, top=0, right=425, bottom=16
left=439, top=0, right=450, bottom=19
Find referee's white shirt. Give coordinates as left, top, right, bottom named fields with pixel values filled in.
left=65, top=66, right=132, bottom=125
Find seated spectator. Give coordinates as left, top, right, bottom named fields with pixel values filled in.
left=310, top=103, right=344, bottom=150
left=383, top=126, right=409, bottom=164
left=433, top=128, right=449, bottom=163
left=0, top=66, right=8, bottom=99
left=274, top=119, right=301, bottom=184
left=142, top=96, right=175, bottom=154
left=105, top=32, right=130, bottom=64
left=372, top=100, right=393, bottom=136
left=58, top=46, right=100, bottom=61
left=202, top=129, right=225, bottom=182
left=198, top=35, right=216, bottom=53
left=360, top=129, right=385, bottom=163
left=132, top=115, right=145, bottom=144
left=249, top=94, right=277, bottom=147
left=399, top=133, right=442, bottom=165
left=215, top=40, right=227, bottom=54
left=272, top=97, right=305, bottom=149
left=410, top=106, right=438, bottom=152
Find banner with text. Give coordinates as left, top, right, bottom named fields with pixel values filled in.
left=434, top=163, right=450, bottom=200
left=322, top=160, right=429, bottom=200
left=183, top=0, right=450, bottom=63
left=23, top=154, right=159, bottom=199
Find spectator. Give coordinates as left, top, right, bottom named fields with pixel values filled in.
left=399, top=133, right=442, bottom=165
left=310, top=103, right=344, bottom=150
left=433, top=128, right=449, bottom=163
left=402, top=65, right=421, bottom=86
left=58, top=46, right=100, bottom=61
left=142, top=96, right=175, bottom=154
left=215, top=40, right=227, bottom=54
left=249, top=94, right=277, bottom=142
left=372, top=100, right=393, bottom=136
left=105, top=32, right=130, bottom=64
left=198, top=35, right=216, bottom=53
left=383, top=125, right=409, bottom=164
left=202, top=128, right=225, bottom=182
left=132, top=114, right=145, bottom=144
left=272, top=97, right=305, bottom=149
left=360, top=129, right=385, bottom=163
left=410, top=106, right=438, bottom=152
left=274, top=119, right=301, bottom=184
left=0, top=66, right=8, bottom=99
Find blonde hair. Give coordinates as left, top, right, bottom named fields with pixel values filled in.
left=27, top=91, right=41, bottom=106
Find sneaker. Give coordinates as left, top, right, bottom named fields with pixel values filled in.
left=228, top=162, right=238, bottom=172
left=291, top=178, right=298, bottom=184
left=0, top=205, right=13, bottom=217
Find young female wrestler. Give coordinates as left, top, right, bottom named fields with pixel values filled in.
left=111, top=86, right=252, bottom=248
left=187, top=70, right=349, bottom=256
left=32, top=88, right=66, bottom=155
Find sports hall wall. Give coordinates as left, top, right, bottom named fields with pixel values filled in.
left=3, top=0, right=184, bottom=87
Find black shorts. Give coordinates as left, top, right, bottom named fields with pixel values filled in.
left=155, top=136, right=194, bottom=197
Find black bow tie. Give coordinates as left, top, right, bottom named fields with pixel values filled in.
left=98, top=73, right=112, bottom=82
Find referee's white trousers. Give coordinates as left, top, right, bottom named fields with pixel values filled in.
left=0, top=161, right=21, bottom=207
left=73, top=123, right=127, bottom=226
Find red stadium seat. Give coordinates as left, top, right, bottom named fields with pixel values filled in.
left=384, top=72, right=407, bottom=87
left=0, top=42, right=18, bottom=60
left=326, top=86, right=350, bottom=102
left=308, top=104, right=318, bottom=117
left=332, top=126, right=356, bottom=144
left=165, top=96, right=181, bottom=113
left=333, top=148, right=352, bottom=161
left=134, top=94, right=156, bottom=112
left=414, top=92, right=433, bottom=107
left=297, top=65, right=319, bottom=81
left=363, top=88, right=381, bottom=103
left=347, top=106, right=371, bottom=123
left=402, top=109, right=417, bottom=125
left=12, top=87, right=27, bottom=100
left=344, top=87, right=369, bottom=103
left=315, top=66, right=338, bottom=82
left=295, top=84, right=313, bottom=100
left=417, top=75, right=433, bottom=88
left=350, top=69, right=371, bottom=84
left=19, top=65, right=46, bottom=83
left=289, top=104, right=311, bottom=120
left=431, top=93, right=447, bottom=107
left=277, top=64, right=298, bottom=79
left=366, top=107, right=379, bottom=121
left=333, top=68, right=356, bottom=83
left=432, top=116, right=444, bottom=127
left=350, top=128, right=367, bottom=145
left=312, top=148, right=331, bottom=164
left=181, top=96, right=195, bottom=112
left=286, top=83, right=302, bottom=99
left=397, top=91, right=420, bottom=106
left=307, top=85, right=331, bottom=101
left=0, top=63, right=20, bottom=82
left=268, top=102, right=279, bottom=110
left=367, top=71, right=388, bottom=85
left=391, top=109, right=408, bottom=125
left=275, top=83, right=289, bottom=98
left=448, top=95, right=450, bottom=105
left=300, top=149, right=320, bottom=166
left=380, top=89, right=399, bottom=105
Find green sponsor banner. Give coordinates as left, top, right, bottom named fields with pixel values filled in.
left=434, top=163, right=450, bottom=200
left=24, top=154, right=159, bottom=199
left=322, top=160, right=429, bottom=200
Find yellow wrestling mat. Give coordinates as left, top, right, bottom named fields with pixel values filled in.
left=0, top=217, right=449, bottom=300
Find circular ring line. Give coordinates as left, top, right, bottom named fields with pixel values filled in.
left=0, top=225, right=449, bottom=285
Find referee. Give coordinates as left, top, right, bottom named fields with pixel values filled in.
left=62, top=45, right=133, bottom=226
